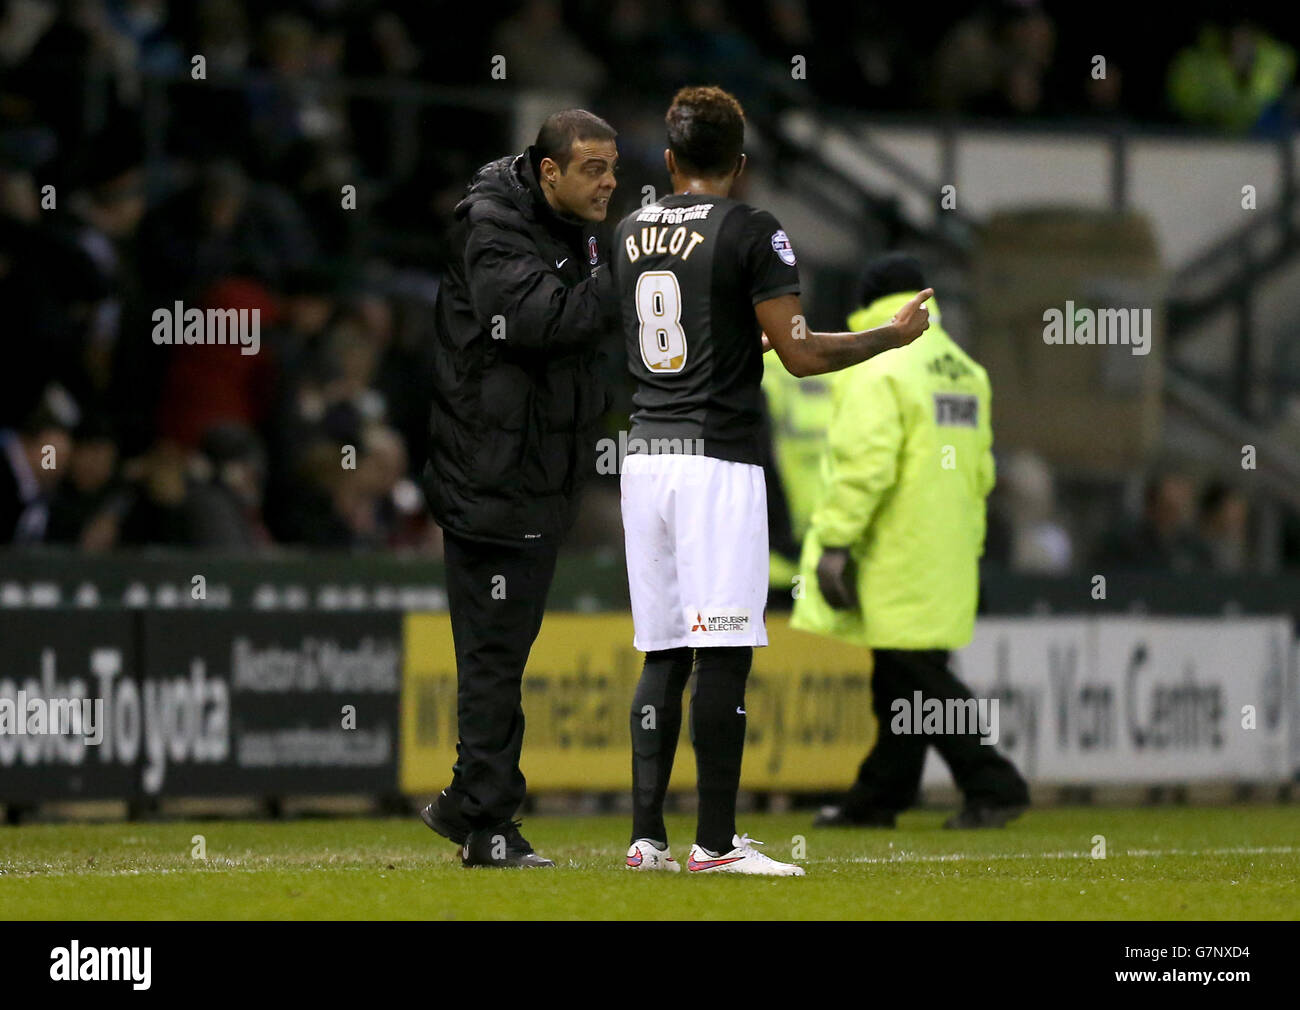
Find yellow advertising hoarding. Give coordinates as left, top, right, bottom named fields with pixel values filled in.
left=401, top=613, right=877, bottom=794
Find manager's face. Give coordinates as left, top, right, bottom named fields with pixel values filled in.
left=541, top=138, right=618, bottom=222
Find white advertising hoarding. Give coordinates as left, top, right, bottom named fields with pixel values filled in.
left=920, top=617, right=1295, bottom=785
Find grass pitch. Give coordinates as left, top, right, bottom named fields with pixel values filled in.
left=1, top=806, right=1296, bottom=920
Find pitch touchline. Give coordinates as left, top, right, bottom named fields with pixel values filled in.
left=842, top=845, right=1297, bottom=865
left=3, top=845, right=1294, bottom=877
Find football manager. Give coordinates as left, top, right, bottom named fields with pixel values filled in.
left=419, top=110, right=620, bottom=867
left=791, top=253, right=1030, bottom=830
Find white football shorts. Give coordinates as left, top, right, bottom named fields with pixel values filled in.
left=620, top=452, right=769, bottom=652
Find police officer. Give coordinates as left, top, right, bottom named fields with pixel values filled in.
left=791, top=254, right=1029, bottom=829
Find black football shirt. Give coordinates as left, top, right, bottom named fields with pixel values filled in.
left=613, top=193, right=800, bottom=465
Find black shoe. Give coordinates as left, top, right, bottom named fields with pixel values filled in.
left=813, top=805, right=897, bottom=828
left=461, top=820, right=555, bottom=868
left=943, top=804, right=1027, bottom=829
left=419, top=790, right=471, bottom=846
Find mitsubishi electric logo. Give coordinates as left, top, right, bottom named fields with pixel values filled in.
left=688, top=609, right=750, bottom=634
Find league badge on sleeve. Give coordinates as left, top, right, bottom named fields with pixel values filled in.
left=771, top=230, right=796, bottom=266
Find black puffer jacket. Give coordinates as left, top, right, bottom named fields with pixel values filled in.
left=424, top=148, right=618, bottom=546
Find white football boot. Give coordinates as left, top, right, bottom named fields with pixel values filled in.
left=626, top=838, right=681, bottom=871
left=686, top=833, right=806, bottom=876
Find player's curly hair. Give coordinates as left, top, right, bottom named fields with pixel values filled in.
left=665, top=86, right=745, bottom=177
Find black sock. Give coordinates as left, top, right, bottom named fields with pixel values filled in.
left=691, top=646, right=752, bottom=854
left=630, top=647, right=693, bottom=845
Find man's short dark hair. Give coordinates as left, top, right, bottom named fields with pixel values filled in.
left=534, top=109, right=616, bottom=171
left=665, top=86, right=745, bottom=177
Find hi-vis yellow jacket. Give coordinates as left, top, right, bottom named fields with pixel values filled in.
left=790, top=294, right=994, bottom=649
left=762, top=358, right=836, bottom=588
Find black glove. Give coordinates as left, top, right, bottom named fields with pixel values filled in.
left=816, top=547, right=858, bottom=610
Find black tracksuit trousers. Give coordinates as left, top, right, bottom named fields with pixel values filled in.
left=845, top=648, right=1029, bottom=814
left=441, top=529, right=560, bottom=829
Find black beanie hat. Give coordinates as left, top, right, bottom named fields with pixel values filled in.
left=855, top=252, right=926, bottom=308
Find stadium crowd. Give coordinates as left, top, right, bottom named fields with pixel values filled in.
left=0, top=0, right=1295, bottom=569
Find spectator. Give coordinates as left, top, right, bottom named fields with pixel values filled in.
left=10, top=0, right=138, bottom=159
left=245, top=12, right=346, bottom=184
left=1196, top=481, right=1250, bottom=573
left=62, top=120, right=146, bottom=401
left=110, top=428, right=268, bottom=550
left=997, top=450, right=1073, bottom=573
left=491, top=0, right=605, bottom=92
left=0, top=392, right=75, bottom=543
left=845, top=8, right=915, bottom=112
left=167, top=0, right=254, bottom=160
left=1093, top=471, right=1211, bottom=571
left=932, top=0, right=1058, bottom=118
left=109, top=441, right=191, bottom=546
left=106, top=0, right=183, bottom=76
left=186, top=422, right=271, bottom=551
left=191, top=0, right=251, bottom=75
left=136, top=160, right=315, bottom=300
left=354, top=422, right=435, bottom=550
left=275, top=436, right=366, bottom=549
left=930, top=5, right=1000, bottom=114
left=46, top=414, right=120, bottom=546
left=1168, top=21, right=1296, bottom=134
left=659, top=0, right=766, bottom=104
left=605, top=0, right=657, bottom=71
left=154, top=276, right=280, bottom=448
